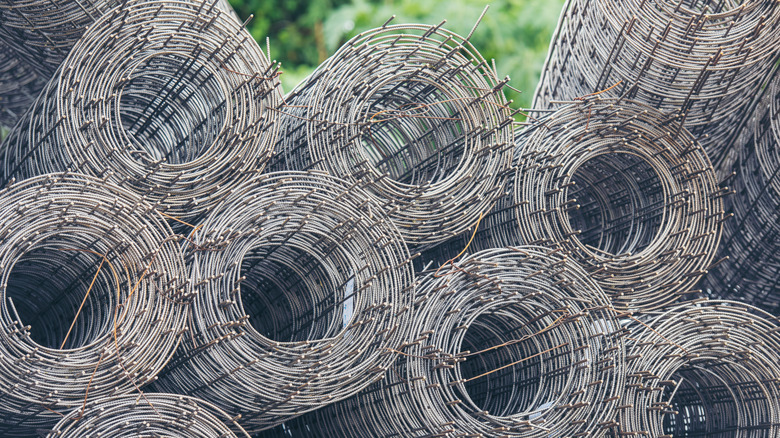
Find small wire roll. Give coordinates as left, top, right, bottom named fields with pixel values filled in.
left=617, top=300, right=780, bottom=436
left=533, top=0, right=780, bottom=162
left=423, top=98, right=724, bottom=311
left=267, top=246, right=626, bottom=437
left=154, top=170, right=416, bottom=433
left=705, top=72, right=780, bottom=312
left=271, top=23, right=516, bottom=249
left=0, top=172, right=190, bottom=435
left=46, top=393, right=250, bottom=437
left=0, top=0, right=282, bottom=222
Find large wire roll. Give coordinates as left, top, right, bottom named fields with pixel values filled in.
left=0, top=0, right=282, bottom=222
left=424, top=98, right=724, bottom=311
left=271, top=23, right=516, bottom=249
left=267, top=246, right=626, bottom=437
left=704, top=72, right=780, bottom=312
left=617, top=300, right=780, bottom=436
left=0, top=172, right=189, bottom=435
left=154, top=170, right=416, bottom=433
left=46, top=393, right=250, bottom=437
left=533, top=0, right=780, bottom=163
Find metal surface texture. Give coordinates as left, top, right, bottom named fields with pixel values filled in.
left=271, top=22, right=516, bottom=249
left=0, top=172, right=189, bottom=435
left=0, top=0, right=282, bottom=223
left=154, top=170, right=416, bottom=433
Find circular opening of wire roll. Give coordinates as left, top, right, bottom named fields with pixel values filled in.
left=458, top=304, right=570, bottom=419
left=119, top=52, right=227, bottom=165
left=237, top=243, right=351, bottom=343
left=360, top=78, right=467, bottom=187
left=3, top=237, right=117, bottom=351
left=566, top=152, right=664, bottom=256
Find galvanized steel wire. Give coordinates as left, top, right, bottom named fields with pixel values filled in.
left=0, top=172, right=189, bottom=435
left=154, top=170, right=415, bottom=433
left=0, top=0, right=282, bottom=222
left=271, top=23, right=516, bottom=249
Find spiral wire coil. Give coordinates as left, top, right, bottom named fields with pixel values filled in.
left=154, top=170, right=415, bottom=432
left=271, top=23, right=516, bottom=249
left=533, top=0, right=780, bottom=167
left=0, top=0, right=282, bottom=223
left=704, top=72, right=780, bottom=312
left=46, top=393, right=250, bottom=437
left=263, top=246, right=626, bottom=437
left=618, top=300, right=780, bottom=437
left=0, top=172, right=189, bottom=435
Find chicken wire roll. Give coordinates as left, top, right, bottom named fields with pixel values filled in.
left=46, top=393, right=250, bottom=438
left=705, top=72, right=780, bottom=312
left=533, top=1, right=780, bottom=135
left=0, top=0, right=282, bottom=222
left=618, top=300, right=780, bottom=437
left=271, top=23, right=515, bottom=249
left=0, top=172, right=189, bottom=435
left=270, top=246, right=626, bottom=437
left=155, top=171, right=415, bottom=432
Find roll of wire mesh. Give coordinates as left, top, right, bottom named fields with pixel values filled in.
left=617, top=300, right=780, bottom=437
left=270, top=21, right=516, bottom=249
left=262, top=246, right=626, bottom=437
left=423, top=98, right=725, bottom=311
left=0, top=172, right=189, bottom=435
left=704, top=71, right=780, bottom=312
left=46, top=393, right=251, bottom=437
left=533, top=0, right=780, bottom=167
left=154, top=170, right=416, bottom=433
left=0, top=0, right=282, bottom=223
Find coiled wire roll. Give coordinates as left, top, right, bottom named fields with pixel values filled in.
left=265, top=246, right=626, bottom=437
left=0, top=0, right=281, bottom=222
left=617, top=300, right=780, bottom=437
left=533, top=0, right=780, bottom=165
left=423, top=98, right=724, bottom=311
left=704, top=71, right=780, bottom=312
left=154, top=170, right=415, bottom=433
left=0, top=172, right=189, bottom=435
left=46, top=393, right=250, bottom=437
left=271, top=23, right=516, bottom=249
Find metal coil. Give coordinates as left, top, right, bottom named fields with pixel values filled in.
left=46, top=393, right=250, bottom=437
left=533, top=0, right=780, bottom=164
left=617, top=300, right=780, bottom=436
left=424, top=98, right=724, bottom=311
left=0, top=172, right=189, bottom=435
left=265, top=246, right=626, bottom=437
left=154, top=170, right=415, bottom=433
left=0, top=41, right=47, bottom=130
left=704, top=72, right=780, bottom=312
left=0, top=0, right=281, bottom=223
left=270, top=23, right=516, bottom=249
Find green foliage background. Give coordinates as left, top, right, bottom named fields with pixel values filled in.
left=227, top=0, right=565, bottom=110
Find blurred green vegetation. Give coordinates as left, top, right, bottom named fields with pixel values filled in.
left=227, top=0, right=565, bottom=110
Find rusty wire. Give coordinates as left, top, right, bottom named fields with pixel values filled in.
left=0, top=0, right=281, bottom=223
left=154, top=170, right=416, bottom=433
left=270, top=21, right=516, bottom=250
left=46, top=393, right=251, bottom=437
left=533, top=0, right=780, bottom=168
left=424, top=98, right=724, bottom=311
left=704, top=71, right=780, bottom=313
left=617, top=300, right=780, bottom=437
left=0, top=172, right=189, bottom=436
left=261, top=246, right=626, bottom=437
